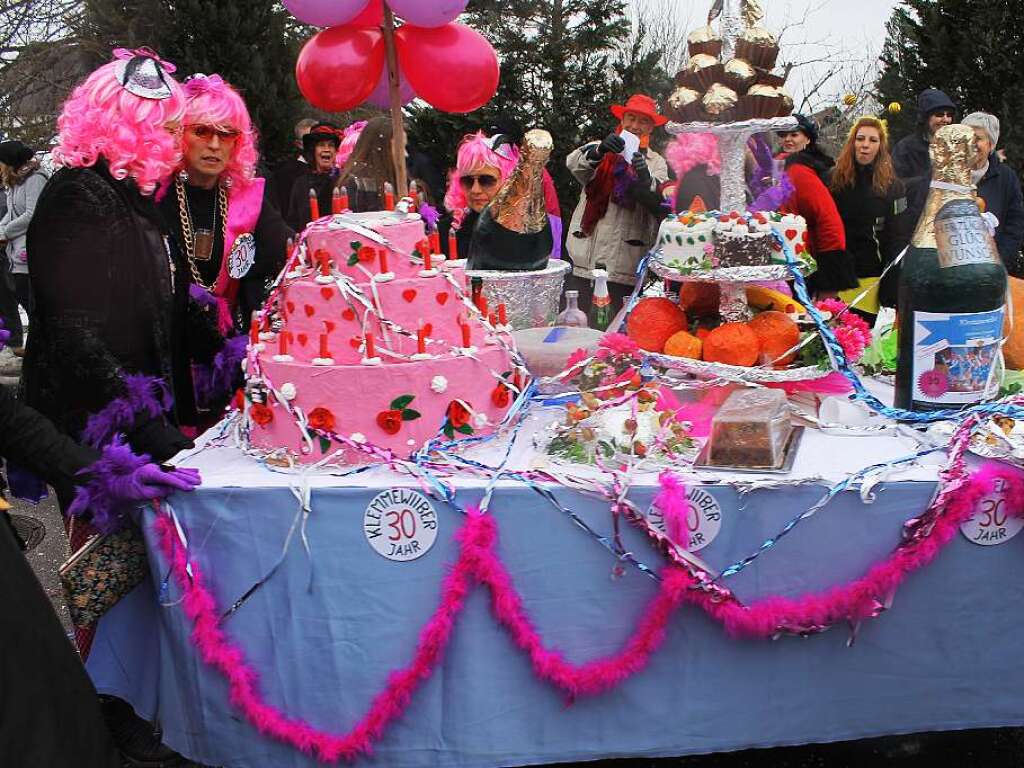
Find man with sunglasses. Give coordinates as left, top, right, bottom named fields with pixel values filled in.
left=892, top=88, right=958, bottom=220
left=565, top=94, right=670, bottom=313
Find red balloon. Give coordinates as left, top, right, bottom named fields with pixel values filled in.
left=396, top=23, right=499, bottom=114
left=350, top=0, right=383, bottom=26
left=295, top=26, right=385, bottom=112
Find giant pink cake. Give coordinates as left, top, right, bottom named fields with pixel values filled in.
left=242, top=211, right=524, bottom=466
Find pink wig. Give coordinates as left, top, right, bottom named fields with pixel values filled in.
left=444, top=131, right=561, bottom=223
left=335, top=120, right=367, bottom=168
left=666, top=133, right=721, bottom=179
left=54, top=56, right=185, bottom=195
left=180, top=75, right=259, bottom=191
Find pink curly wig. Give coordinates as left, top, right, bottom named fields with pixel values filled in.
left=444, top=131, right=561, bottom=225
left=180, top=75, right=259, bottom=191
left=54, top=57, right=185, bottom=195
left=666, top=133, right=721, bottom=179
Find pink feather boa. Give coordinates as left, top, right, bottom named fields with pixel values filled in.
left=665, top=133, right=720, bottom=179
left=153, top=458, right=1024, bottom=761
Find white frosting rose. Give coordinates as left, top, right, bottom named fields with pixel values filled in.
left=280, top=382, right=297, bottom=400
left=430, top=376, right=448, bottom=394
left=350, top=433, right=367, bottom=444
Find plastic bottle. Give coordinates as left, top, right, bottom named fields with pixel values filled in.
left=589, top=269, right=612, bottom=331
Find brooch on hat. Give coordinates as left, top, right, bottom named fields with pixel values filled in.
left=113, top=47, right=176, bottom=100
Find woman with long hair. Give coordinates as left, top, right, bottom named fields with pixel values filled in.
left=829, top=115, right=912, bottom=313
left=335, top=116, right=397, bottom=212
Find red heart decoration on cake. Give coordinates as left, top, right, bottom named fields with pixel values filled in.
left=320, top=287, right=333, bottom=300
left=422, top=323, right=433, bottom=336
left=304, top=304, right=316, bottom=317
left=796, top=243, right=806, bottom=254
left=324, top=321, right=336, bottom=332
left=436, top=292, right=449, bottom=305
left=350, top=337, right=362, bottom=349
left=286, top=301, right=295, bottom=314
left=297, top=333, right=308, bottom=347
left=342, top=308, right=356, bottom=321
left=784, top=229, right=797, bottom=240
left=402, top=289, right=417, bottom=303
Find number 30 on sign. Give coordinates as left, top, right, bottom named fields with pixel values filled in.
left=961, top=476, right=1024, bottom=546
left=364, top=489, right=439, bottom=561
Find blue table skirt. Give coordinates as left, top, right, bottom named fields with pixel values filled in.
left=87, top=481, right=1024, bottom=767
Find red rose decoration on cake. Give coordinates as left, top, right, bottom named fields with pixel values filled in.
left=377, top=409, right=404, bottom=434
left=308, top=407, right=335, bottom=433
left=491, top=384, right=511, bottom=408
left=250, top=402, right=273, bottom=427
left=446, top=400, right=471, bottom=429
left=357, top=245, right=376, bottom=263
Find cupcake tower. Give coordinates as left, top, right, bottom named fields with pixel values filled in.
left=666, top=7, right=793, bottom=124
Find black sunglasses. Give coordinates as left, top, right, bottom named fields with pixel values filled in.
left=459, top=173, right=499, bottom=190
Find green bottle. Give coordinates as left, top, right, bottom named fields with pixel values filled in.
left=895, top=125, right=1008, bottom=412
left=589, top=268, right=612, bottom=331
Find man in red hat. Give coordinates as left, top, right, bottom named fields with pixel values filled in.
left=566, top=93, right=670, bottom=312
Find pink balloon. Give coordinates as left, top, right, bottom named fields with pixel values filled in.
left=396, top=23, right=498, bottom=114
left=283, top=0, right=369, bottom=27
left=365, top=67, right=416, bottom=109
left=387, top=0, right=468, bottom=27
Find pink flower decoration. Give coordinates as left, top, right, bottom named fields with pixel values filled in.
left=918, top=368, right=950, bottom=398
left=599, top=332, right=639, bottom=357
left=815, top=298, right=847, bottom=316
left=566, top=347, right=590, bottom=368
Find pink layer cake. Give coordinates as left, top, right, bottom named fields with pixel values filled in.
left=243, top=211, right=525, bottom=466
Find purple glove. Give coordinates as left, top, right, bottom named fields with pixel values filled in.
left=108, top=464, right=202, bottom=502
left=0, top=318, right=9, bottom=351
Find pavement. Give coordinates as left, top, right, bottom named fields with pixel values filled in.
left=5, top=350, right=1023, bottom=767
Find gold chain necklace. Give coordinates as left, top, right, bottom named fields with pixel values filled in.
left=175, top=174, right=228, bottom=291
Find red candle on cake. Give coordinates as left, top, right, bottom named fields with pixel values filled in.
left=279, top=331, right=289, bottom=356
left=318, top=251, right=331, bottom=277
left=498, top=303, right=508, bottom=326
left=319, top=327, right=330, bottom=359
left=461, top=321, right=471, bottom=349
left=331, top=187, right=344, bottom=214
left=417, top=321, right=426, bottom=354
left=365, top=331, right=376, bottom=359
left=383, top=182, right=395, bottom=211
left=286, top=237, right=295, bottom=263
left=423, top=250, right=432, bottom=272
left=378, top=247, right=389, bottom=274
left=448, top=232, right=458, bottom=260
left=308, top=188, right=320, bottom=222
left=429, top=231, right=440, bottom=254
left=250, top=317, right=260, bottom=345
left=488, top=312, right=498, bottom=326
left=338, top=189, right=349, bottom=211
left=476, top=294, right=488, bottom=317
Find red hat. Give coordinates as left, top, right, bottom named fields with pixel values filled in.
left=610, top=94, right=668, bottom=127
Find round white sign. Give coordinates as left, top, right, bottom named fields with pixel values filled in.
left=228, top=233, right=256, bottom=279
left=364, top=489, right=439, bottom=561
left=961, top=475, right=1024, bottom=546
left=646, top=486, right=722, bottom=552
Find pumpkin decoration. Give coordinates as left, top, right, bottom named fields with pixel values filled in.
left=664, top=330, right=703, bottom=359
left=747, top=310, right=800, bottom=367
left=1003, top=277, right=1024, bottom=369
left=626, top=297, right=688, bottom=352
left=702, top=322, right=760, bottom=366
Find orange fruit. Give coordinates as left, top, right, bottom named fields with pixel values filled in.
left=626, top=297, right=688, bottom=352
left=747, top=310, right=800, bottom=367
left=678, top=282, right=721, bottom=316
left=664, top=330, right=703, bottom=359
left=702, top=323, right=761, bottom=366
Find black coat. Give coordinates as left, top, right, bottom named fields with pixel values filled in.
left=0, top=383, right=120, bottom=767
left=830, top=164, right=914, bottom=307
left=285, top=169, right=338, bottom=232
left=892, top=131, right=931, bottom=220
left=23, top=163, right=199, bottom=463
left=976, top=154, right=1024, bottom=276
left=269, top=156, right=308, bottom=217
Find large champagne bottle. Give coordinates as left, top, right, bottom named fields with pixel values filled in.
left=467, top=129, right=554, bottom=272
left=894, top=124, right=1008, bottom=412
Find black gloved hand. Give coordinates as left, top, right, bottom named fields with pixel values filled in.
left=587, top=133, right=626, bottom=163
left=631, top=152, right=651, bottom=184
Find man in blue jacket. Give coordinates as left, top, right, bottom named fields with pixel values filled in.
left=964, top=112, right=1024, bottom=276
left=892, top=88, right=958, bottom=220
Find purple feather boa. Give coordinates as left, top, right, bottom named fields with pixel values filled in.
left=66, top=435, right=150, bottom=533
left=193, top=334, right=247, bottom=409
left=747, top=134, right=795, bottom=213
left=611, top=157, right=637, bottom=209
left=418, top=202, right=441, bottom=232
left=81, top=374, right=172, bottom=449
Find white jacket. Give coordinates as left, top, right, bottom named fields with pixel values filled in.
left=565, top=142, right=668, bottom=285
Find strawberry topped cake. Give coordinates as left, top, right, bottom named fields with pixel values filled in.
left=241, top=211, right=526, bottom=466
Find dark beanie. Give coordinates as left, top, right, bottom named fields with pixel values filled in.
left=917, top=88, right=957, bottom=118
left=0, top=140, right=35, bottom=170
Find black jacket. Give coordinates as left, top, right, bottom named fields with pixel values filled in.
left=831, top=164, right=913, bottom=307
left=892, top=131, right=932, bottom=220
left=285, top=169, right=338, bottom=232
left=23, top=163, right=199, bottom=462
left=976, top=154, right=1024, bottom=276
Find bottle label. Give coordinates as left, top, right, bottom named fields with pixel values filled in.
left=935, top=213, right=1000, bottom=268
left=911, top=308, right=1004, bottom=405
